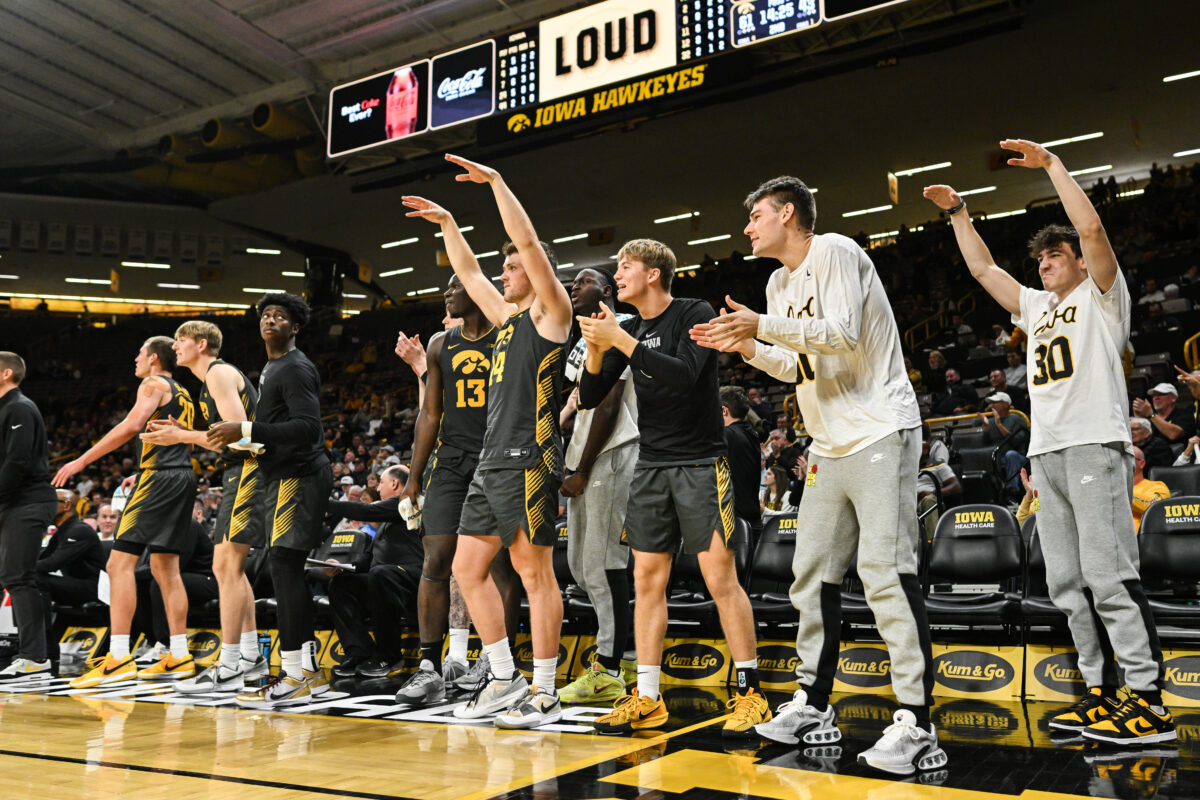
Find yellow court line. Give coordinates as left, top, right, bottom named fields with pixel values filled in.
left=453, top=714, right=732, bottom=800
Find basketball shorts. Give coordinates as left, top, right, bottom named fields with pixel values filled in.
left=114, top=467, right=197, bottom=554
left=623, top=457, right=736, bottom=554
left=213, top=457, right=266, bottom=547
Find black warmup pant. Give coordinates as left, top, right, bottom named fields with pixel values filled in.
left=328, top=564, right=419, bottom=661
left=0, top=500, right=57, bottom=661
left=37, top=574, right=98, bottom=659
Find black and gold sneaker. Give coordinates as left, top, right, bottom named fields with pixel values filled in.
left=1082, top=692, right=1177, bottom=746
left=1049, top=688, right=1120, bottom=730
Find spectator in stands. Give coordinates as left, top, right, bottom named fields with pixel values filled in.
left=1137, top=278, right=1164, bottom=305
left=1174, top=435, right=1200, bottom=466
left=1132, top=446, right=1171, bottom=533
left=1139, top=303, right=1181, bottom=335
left=904, top=356, right=925, bottom=393
left=721, top=387, right=763, bottom=537
left=36, top=490, right=105, bottom=658
left=764, top=428, right=800, bottom=475
left=323, top=464, right=420, bottom=679
left=1161, top=283, right=1191, bottom=313
left=747, top=387, right=773, bottom=422
left=1180, top=265, right=1200, bottom=286
left=947, top=312, right=974, bottom=343
left=986, top=368, right=1028, bottom=412
left=1003, top=350, right=1028, bottom=389
left=760, top=466, right=795, bottom=513
left=978, top=392, right=1029, bottom=497
left=930, top=368, right=977, bottom=416
left=1130, top=417, right=1175, bottom=469
left=96, top=503, right=119, bottom=542
left=774, top=412, right=799, bottom=444
left=917, top=426, right=961, bottom=539
left=991, top=324, right=1026, bottom=354
left=1015, top=467, right=1037, bottom=528
left=925, top=350, right=948, bottom=393
left=1134, top=383, right=1195, bottom=445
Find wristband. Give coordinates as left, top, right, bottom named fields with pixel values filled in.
left=241, top=421, right=253, bottom=438
left=946, top=199, right=967, bottom=216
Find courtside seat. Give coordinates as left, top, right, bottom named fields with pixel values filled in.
left=746, top=514, right=797, bottom=622
left=923, top=503, right=1022, bottom=626
left=1018, top=516, right=1067, bottom=627
left=952, top=429, right=989, bottom=451
left=956, top=447, right=1002, bottom=505
left=1148, top=465, right=1200, bottom=497
left=665, top=517, right=753, bottom=621
left=1138, top=496, right=1200, bottom=624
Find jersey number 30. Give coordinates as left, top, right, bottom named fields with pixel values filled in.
left=1031, top=336, right=1074, bottom=386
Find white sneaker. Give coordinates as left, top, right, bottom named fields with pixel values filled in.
left=454, top=672, right=529, bottom=719
left=442, top=658, right=468, bottom=689
left=857, top=709, right=948, bottom=776
left=395, top=661, right=446, bottom=706
left=240, top=655, right=269, bottom=680
left=494, top=686, right=563, bottom=729
left=235, top=669, right=326, bottom=709
left=176, top=664, right=244, bottom=694
left=754, top=689, right=841, bottom=745
left=0, top=658, right=52, bottom=682
left=135, top=643, right=169, bottom=665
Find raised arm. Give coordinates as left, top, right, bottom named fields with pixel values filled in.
left=445, top=154, right=572, bottom=341
left=54, top=377, right=166, bottom=486
left=400, top=332, right=446, bottom=507
left=1002, top=139, right=1119, bottom=292
left=923, top=185, right=1022, bottom=316
left=401, top=195, right=514, bottom=328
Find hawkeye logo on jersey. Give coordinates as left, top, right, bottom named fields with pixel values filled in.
left=451, top=350, right=491, bottom=375
left=1032, top=305, right=1077, bottom=337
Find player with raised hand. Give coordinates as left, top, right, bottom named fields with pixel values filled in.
left=400, top=153, right=572, bottom=729
left=924, top=139, right=1172, bottom=747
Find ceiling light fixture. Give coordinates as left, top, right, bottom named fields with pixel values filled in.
left=842, top=204, right=892, bottom=218
left=687, top=234, right=731, bottom=245
left=1067, top=164, right=1113, bottom=177
left=555, top=262, right=576, bottom=270
left=1174, top=148, right=1200, bottom=158
left=1163, top=69, right=1200, bottom=83
left=893, top=161, right=951, bottom=177
left=120, top=261, right=170, bottom=269
left=476, top=250, right=500, bottom=259
left=246, top=248, right=282, bottom=255
left=66, top=278, right=110, bottom=285
left=435, top=226, right=474, bottom=238
left=381, top=237, right=418, bottom=249
left=156, top=283, right=200, bottom=289
left=379, top=267, right=414, bottom=277
left=552, top=233, right=588, bottom=243
left=1040, top=132, right=1104, bottom=147
left=242, top=287, right=283, bottom=293
left=957, top=186, right=997, bottom=196
left=654, top=211, right=700, bottom=224
left=281, top=271, right=305, bottom=277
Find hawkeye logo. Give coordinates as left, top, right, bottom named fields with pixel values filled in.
left=188, top=631, right=221, bottom=659
left=837, top=648, right=892, bottom=688
left=1032, top=305, right=1077, bottom=337
left=507, top=65, right=707, bottom=134
left=330, top=640, right=347, bottom=662
left=1035, top=652, right=1086, bottom=694
left=756, top=644, right=799, bottom=683
left=661, top=643, right=724, bottom=679
left=64, top=630, right=99, bottom=654
left=1164, top=656, right=1200, bottom=701
left=451, top=349, right=491, bottom=374
left=933, top=651, right=1012, bottom=693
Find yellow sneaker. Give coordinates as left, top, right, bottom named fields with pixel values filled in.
left=236, top=668, right=326, bottom=709
left=723, top=688, right=773, bottom=738
left=69, top=654, right=138, bottom=689
left=137, top=654, right=197, bottom=681
left=593, top=690, right=669, bottom=735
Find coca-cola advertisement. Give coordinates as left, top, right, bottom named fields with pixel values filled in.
left=430, top=41, right=495, bottom=130
left=327, top=60, right=430, bottom=157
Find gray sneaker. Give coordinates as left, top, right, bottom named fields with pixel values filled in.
left=857, top=709, right=948, bottom=776
left=176, top=663, right=244, bottom=694
left=754, top=689, right=842, bottom=745
left=454, top=672, right=529, bottom=719
left=494, top=686, right=563, bottom=729
left=395, top=660, right=446, bottom=706
left=240, top=656, right=269, bottom=680
left=455, top=654, right=490, bottom=691
left=442, top=658, right=468, bottom=689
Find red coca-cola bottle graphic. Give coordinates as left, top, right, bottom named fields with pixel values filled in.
left=386, top=67, right=420, bottom=139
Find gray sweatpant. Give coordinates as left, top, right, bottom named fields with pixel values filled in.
left=1031, top=443, right=1163, bottom=692
left=567, top=442, right=635, bottom=658
left=788, top=427, right=933, bottom=706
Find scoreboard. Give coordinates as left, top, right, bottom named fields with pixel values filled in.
left=328, top=0, right=909, bottom=157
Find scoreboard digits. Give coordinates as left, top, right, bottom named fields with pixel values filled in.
left=732, top=0, right=819, bottom=47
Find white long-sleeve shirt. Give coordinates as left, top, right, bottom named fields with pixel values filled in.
left=746, top=233, right=921, bottom=458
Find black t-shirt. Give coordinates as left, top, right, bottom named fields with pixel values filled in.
left=0, top=389, right=55, bottom=506
left=1152, top=405, right=1197, bottom=445
left=252, top=349, right=329, bottom=481
left=580, top=298, right=725, bottom=466
left=723, top=419, right=762, bottom=528
left=37, top=516, right=104, bottom=582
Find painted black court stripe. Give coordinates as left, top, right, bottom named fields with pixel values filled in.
left=0, top=748, right=419, bottom=800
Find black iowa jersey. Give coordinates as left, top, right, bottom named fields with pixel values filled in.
left=198, top=360, right=259, bottom=464
left=478, top=309, right=565, bottom=473
left=140, top=375, right=195, bottom=470
left=436, top=324, right=497, bottom=455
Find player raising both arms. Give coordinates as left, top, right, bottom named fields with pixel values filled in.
left=924, top=139, right=1172, bottom=746
left=402, top=153, right=572, bottom=729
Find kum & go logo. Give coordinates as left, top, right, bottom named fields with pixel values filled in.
left=933, top=650, right=1012, bottom=692
left=1033, top=652, right=1085, bottom=694
left=661, top=643, right=724, bottom=679
left=837, top=648, right=891, bottom=688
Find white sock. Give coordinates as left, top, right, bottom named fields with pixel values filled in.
left=170, top=634, right=188, bottom=660
left=734, top=658, right=758, bottom=670
left=484, top=639, right=515, bottom=681
left=219, top=643, right=241, bottom=672
left=281, top=649, right=303, bottom=680
left=448, top=628, right=470, bottom=664
left=301, top=640, right=319, bottom=673
left=638, top=665, right=661, bottom=701
left=110, top=635, right=130, bottom=659
left=533, top=657, right=557, bottom=692
left=240, top=630, right=259, bottom=661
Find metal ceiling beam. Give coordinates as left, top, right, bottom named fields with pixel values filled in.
left=0, top=83, right=117, bottom=148
left=170, top=0, right=321, bottom=87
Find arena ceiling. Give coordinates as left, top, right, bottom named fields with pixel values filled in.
left=0, top=0, right=1197, bottom=314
